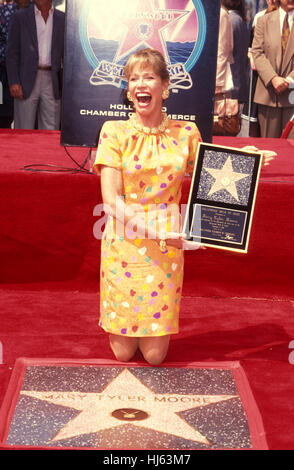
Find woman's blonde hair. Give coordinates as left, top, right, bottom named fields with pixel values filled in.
left=124, top=48, right=170, bottom=84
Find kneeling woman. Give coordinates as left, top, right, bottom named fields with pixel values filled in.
left=94, top=48, right=202, bottom=365
left=94, top=48, right=275, bottom=365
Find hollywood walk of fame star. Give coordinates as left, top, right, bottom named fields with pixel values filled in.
left=204, top=156, right=250, bottom=202
left=114, top=0, right=188, bottom=63
left=21, top=368, right=237, bottom=446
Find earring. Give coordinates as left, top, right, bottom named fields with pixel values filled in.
left=127, top=91, right=132, bottom=102
left=162, top=89, right=170, bottom=100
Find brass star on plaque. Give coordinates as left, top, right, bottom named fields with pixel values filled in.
left=204, top=156, right=250, bottom=202
left=21, top=368, right=237, bottom=445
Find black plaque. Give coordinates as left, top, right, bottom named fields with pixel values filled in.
left=183, top=143, right=262, bottom=253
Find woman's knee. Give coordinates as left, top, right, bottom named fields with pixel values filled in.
left=142, top=349, right=167, bottom=366
left=113, top=349, right=136, bottom=362
left=109, top=334, right=138, bottom=362
left=139, top=336, right=170, bottom=366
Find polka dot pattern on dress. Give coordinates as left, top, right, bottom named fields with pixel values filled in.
left=94, top=119, right=201, bottom=337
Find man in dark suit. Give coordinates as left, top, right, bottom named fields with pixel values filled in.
left=6, top=0, right=65, bottom=129
left=0, top=0, right=30, bottom=128
left=252, top=0, right=294, bottom=138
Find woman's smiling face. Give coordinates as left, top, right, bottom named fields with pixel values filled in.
left=128, top=64, right=168, bottom=125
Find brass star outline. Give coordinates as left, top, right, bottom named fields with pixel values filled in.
left=21, top=368, right=237, bottom=446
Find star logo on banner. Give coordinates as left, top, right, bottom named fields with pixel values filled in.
left=114, top=0, right=188, bottom=63
left=21, top=368, right=237, bottom=446
left=204, top=157, right=250, bottom=202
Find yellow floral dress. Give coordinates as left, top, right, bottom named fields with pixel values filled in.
left=94, top=117, right=201, bottom=337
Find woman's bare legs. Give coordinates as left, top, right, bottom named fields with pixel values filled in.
left=109, top=334, right=139, bottom=362
left=109, top=334, right=170, bottom=365
left=139, top=335, right=170, bottom=366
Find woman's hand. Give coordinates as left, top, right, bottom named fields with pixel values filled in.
left=241, top=146, right=277, bottom=167
left=160, top=232, right=206, bottom=251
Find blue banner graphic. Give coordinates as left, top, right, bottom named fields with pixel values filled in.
left=61, top=0, right=220, bottom=147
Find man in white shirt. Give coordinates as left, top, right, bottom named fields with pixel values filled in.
left=6, top=0, right=65, bottom=129
left=252, top=0, right=294, bottom=138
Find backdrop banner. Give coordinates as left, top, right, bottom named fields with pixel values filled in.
left=61, top=0, right=220, bottom=147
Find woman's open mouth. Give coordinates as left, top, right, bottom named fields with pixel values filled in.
left=136, top=93, right=152, bottom=105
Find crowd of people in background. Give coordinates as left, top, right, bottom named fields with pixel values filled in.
left=215, top=0, right=294, bottom=139
left=0, top=0, right=293, bottom=138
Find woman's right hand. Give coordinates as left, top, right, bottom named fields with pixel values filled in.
left=162, top=232, right=206, bottom=251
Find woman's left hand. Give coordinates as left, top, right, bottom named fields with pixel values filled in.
left=241, top=146, right=277, bottom=167
left=163, top=232, right=206, bottom=251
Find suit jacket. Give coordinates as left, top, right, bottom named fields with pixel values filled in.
left=6, top=5, right=65, bottom=100
left=252, top=9, right=294, bottom=107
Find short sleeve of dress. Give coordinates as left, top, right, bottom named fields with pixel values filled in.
left=185, top=122, right=202, bottom=176
left=93, top=121, right=122, bottom=174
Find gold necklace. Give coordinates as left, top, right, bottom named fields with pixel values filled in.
left=129, top=113, right=169, bottom=135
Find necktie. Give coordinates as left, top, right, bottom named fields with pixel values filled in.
left=281, top=13, right=290, bottom=57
